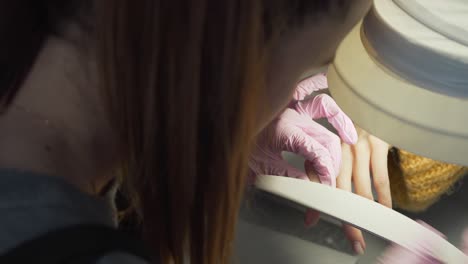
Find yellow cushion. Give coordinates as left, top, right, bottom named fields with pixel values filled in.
left=389, top=149, right=467, bottom=212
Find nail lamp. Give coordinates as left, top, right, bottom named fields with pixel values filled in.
left=255, top=2, right=468, bottom=262
left=328, top=0, right=468, bottom=166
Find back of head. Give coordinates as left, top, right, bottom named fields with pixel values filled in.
left=0, top=1, right=350, bottom=263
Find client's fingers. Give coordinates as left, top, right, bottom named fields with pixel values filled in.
left=343, top=225, right=366, bottom=255
left=304, top=160, right=321, bottom=227
left=352, top=138, right=373, bottom=201
left=369, top=136, right=392, bottom=208
left=338, top=143, right=366, bottom=255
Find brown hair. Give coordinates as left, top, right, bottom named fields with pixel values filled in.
left=95, top=1, right=263, bottom=263
left=0, top=1, right=350, bottom=263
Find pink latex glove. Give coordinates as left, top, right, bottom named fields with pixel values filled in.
left=377, top=222, right=468, bottom=264
left=248, top=73, right=358, bottom=187
left=293, top=72, right=329, bottom=101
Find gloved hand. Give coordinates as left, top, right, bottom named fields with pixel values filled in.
left=377, top=222, right=468, bottom=264
left=248, top=73, right=357, bottom=186
left=293, top=72, right=329, bottom=101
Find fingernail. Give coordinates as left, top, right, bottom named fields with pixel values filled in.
left=304, top=213, right=313, bottom=227
left=309, top=217, right=319, bottom=227
left=353, top=241, right=365, bottom=255
left=304, top=214, right=319, bottom=228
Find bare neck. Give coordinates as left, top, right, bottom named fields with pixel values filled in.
left=0, top=36, right=117, bottom=195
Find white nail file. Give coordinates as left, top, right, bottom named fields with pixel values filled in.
left=255, top=175, right=467, bottom=263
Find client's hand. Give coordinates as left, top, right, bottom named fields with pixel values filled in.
left=329, top=126, right=392, bottom=254
left=290, top=73, right=393, bottom=255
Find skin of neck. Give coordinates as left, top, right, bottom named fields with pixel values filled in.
left=0, top=36, right=118, bottom=196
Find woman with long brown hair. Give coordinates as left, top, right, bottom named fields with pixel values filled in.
left=0, top=0, right=372, bottom=263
